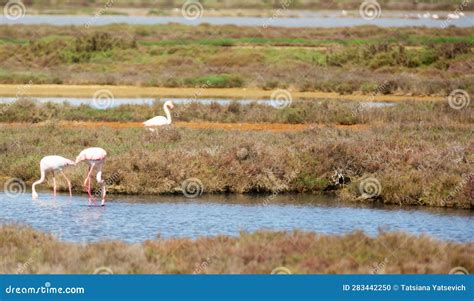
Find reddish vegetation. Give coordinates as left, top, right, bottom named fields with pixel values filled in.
left=1, top=225, right=472, bottom=274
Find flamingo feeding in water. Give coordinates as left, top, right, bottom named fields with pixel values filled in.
left=143, top=100, right=174, bottom=131
left=75, top=147, right=107, bottom=206
left=32, top=156, right=76, bottom=199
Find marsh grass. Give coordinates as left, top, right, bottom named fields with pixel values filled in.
left=1, top=99, right=472, bottom=125
left=0, top=25, right=472, bottom=95
left=0, top=225, right=472, bottom=274
left=0, top=99, right=471, bottom=208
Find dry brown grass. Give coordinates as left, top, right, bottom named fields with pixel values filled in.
left=0, top=99, right=471, bottom=208
left=0, top=121, right=472, bottom=208
left=2, top=121, right=362, bottom=132
left=1, top=225, right=472, bottom=274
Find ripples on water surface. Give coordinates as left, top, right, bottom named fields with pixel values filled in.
left=0, top=192, right=472, bottom=243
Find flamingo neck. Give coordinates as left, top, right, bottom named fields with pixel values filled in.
left=32, top=169, right=46, bottom=199
left=164, top=104, right=172, bottom=123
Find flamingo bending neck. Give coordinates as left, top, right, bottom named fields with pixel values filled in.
left=32, top=170, right=46, bottom=199
left=164, top=102, right=172, bottom=124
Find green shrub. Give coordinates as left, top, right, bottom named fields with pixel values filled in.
left=184, top=74, right=244, bottom=88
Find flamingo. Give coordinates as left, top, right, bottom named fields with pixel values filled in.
left=447, top=13, right=460, bottom=19
left=75, top=147, right=107, bottom=206
left=143, top=100, right=174, bottom=131
left=32, top=156, right=76, bottom=199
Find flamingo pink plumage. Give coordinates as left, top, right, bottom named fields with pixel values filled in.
left=75, top=147, right=107, bottom=206
left=32, top=155, right=76, bottom=199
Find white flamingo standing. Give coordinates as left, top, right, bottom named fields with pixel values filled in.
left=143, top=100, right=174, bottom=131
left=447, top=13, right=460, bottom=19
left=75, top=147, right=107, bottom=206
left=32, top=156, right=76, bottom=199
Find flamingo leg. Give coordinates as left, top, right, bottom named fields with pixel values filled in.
left=83, top=167, right=90, bottom=202
left=88, top=177, right=92, bottom=204
left=83, top=166, right=90, bottom=187
left=61, top=171, right=72, bottom=198
left=52, top=171, right=56, bottom=198
left=84, top=164, right=96, bottom=204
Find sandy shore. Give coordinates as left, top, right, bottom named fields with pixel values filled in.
left=0, top=85, right=445, bottom=102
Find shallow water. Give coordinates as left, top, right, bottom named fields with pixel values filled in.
left=0, top=97, right=396, bottom=110
left=0, top=192, right=472, bottom=243
left=0, top=14, right=472, bottom=28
